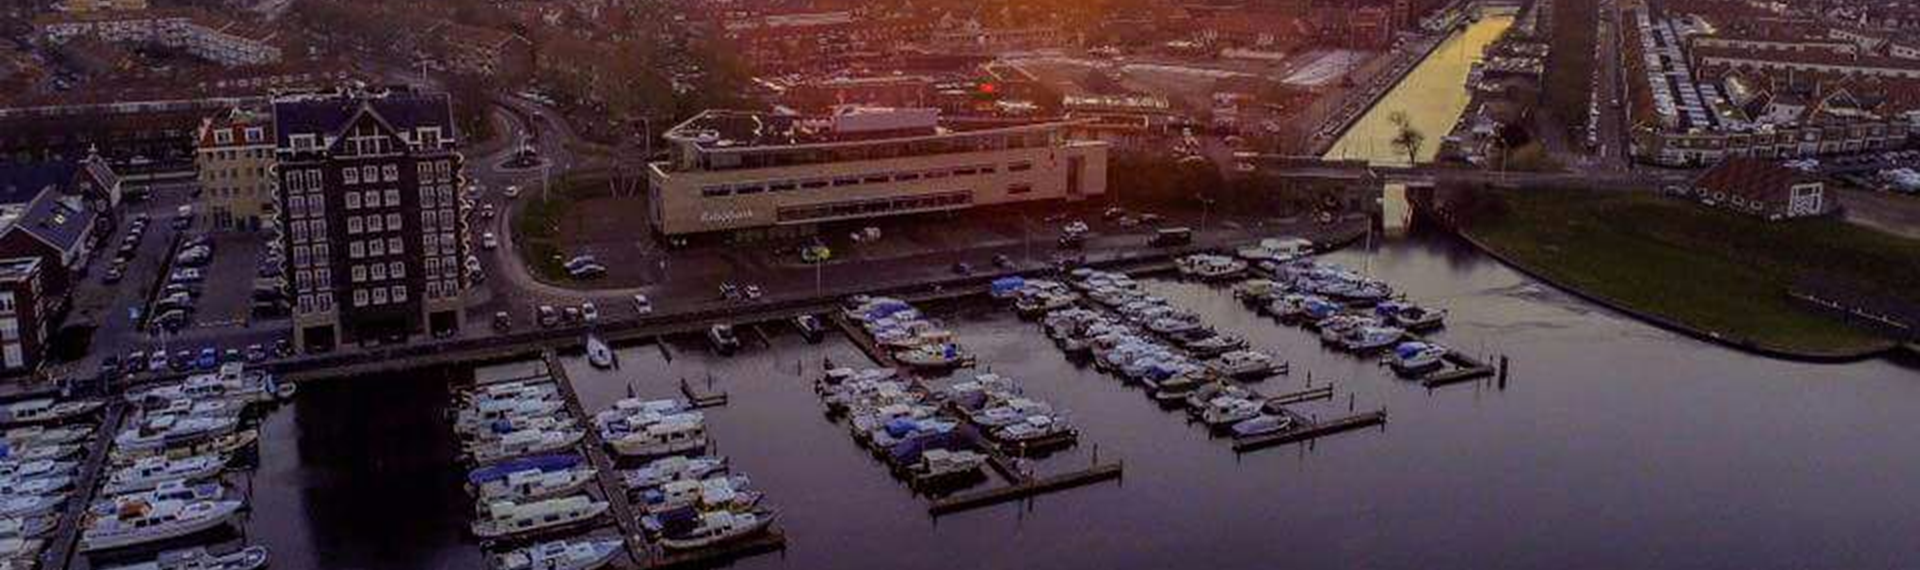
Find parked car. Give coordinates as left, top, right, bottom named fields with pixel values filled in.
left=563, top=306, right=582, bottom=323
left=493, top=311, right=512, bottom=332
left=568, top=264, right=606, bottom=279
left=245, top=344, right=267, bottom=363
left=103, top=267, right=124, bottom=284
left=581, top=302, right=599, bottom=322
left=482, top=232, right=498, bottom=250
left=537, top=305, right=558, bottom=327
left=632, top=294, right=653, bottom=316
left=194, top=348, right=218, bottom=370
left=169, top=268, right=203, bottom=283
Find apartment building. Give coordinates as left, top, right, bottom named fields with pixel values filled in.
left=36, top=8, right=283, bottom=67
left=648, top=107, right=1109, bottom=241
left=271, top=88, right=466, bottom=352
left=196, top=106, right=275, bottom=231
left=0, top=258, right=49, bottom=373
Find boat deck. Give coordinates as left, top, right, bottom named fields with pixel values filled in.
left=39, top=402, right=127, bottom=569
left=1231, top=409, right=1389, bottom=452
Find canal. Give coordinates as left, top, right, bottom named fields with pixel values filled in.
left=220, top=219, right=1920, bottom=570
left=1325, top=15, right=1516, bottom=165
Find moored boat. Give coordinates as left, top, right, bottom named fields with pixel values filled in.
left=492, top=537, right=622, bottom=570
left=98, top=545, right=270, bottom=570
left=80, top=499, right=245, bottom=552
left=471, top=495, right=609, bottom=539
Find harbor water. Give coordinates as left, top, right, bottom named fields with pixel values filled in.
left=1325, top=15, right=1516, bottom=165
left=238, top=222, right=1920, bottom=569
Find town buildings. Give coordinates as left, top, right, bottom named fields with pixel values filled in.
left=0, top=156, right=120, bottom=372
left=271, top=88, right=467, bottom=351
left=648, top=107, right=1109, bottom=241
left=1687, top=157, right=1836, bottom=220
left=196, top=106, right=276, bottom=231
left=0, top=258, right=50, bottom=372
left=35, top=8, right=285, bottom=67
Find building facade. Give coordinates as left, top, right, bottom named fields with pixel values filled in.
left=195, top=106, right=275, bottom=231
left=36, top=8, right=283, bottom=67
left=271, top=89, right=467, bottom=352
left=1687, top=157, right=1837, bottom=220
left=0, top=258, right=48, bottom=373
left=648, top=108, right=1109, bottom=240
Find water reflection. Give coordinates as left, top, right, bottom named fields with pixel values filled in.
left=1325, top=16, right=1516, bottom=165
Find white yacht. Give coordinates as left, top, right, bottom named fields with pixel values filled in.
left=658, top=510, right=775, bottom=552
left=1231, top=414, right=1296, bottom=437
left=454, top=398, right=566, bottom=434
left=92, top=480, right=226, bottom=516
left=3, top=425, right=93, bottom=448
left=621, top=456, right=728, bottom=491
left=0, top=398, right=103, bottom=427
left=913, top=448, right=988, bottom=480
left=992, top=415, right=1072, bottom=444
left=893, top=343, right=972, bottom=370
left=470, top=495, right=609, bottom=539
left=110, top=430, right=257, bottom=466
left=1389, top=342, right=1449, bottom=373
left=473, top=463, right=597, bottom=504
left=101, top=454, right=227, bottom=495
left=0, top=442, right=81, bottom=463
left=465, top=427, right=585, bottom=464
left=493, top=537, right=622, bottom=570
left=586, top=334, right=616, bottom=369
left=461, top=381, right=559, bottom=405
left=1210, top=350, right=1284, bottom=380
left=1200, top=397, right=1263, bottom=428
left=132, top=364, right=293, bottom=405
left=114, top=415, right=239, bottom=454
left=0, top=514, right=54, bottom=540
left=0, top=493, right=64, bottom=517
left=98, top=545, right=270, bottom=570
left=1338, top=326, right=1406, bottom=353
left=0, top=459, right=76, bottom=481
left=0, top=473, right=72, bottom=497
left=636, top=476, right=758, bottom=516
left=1376, top=301, right=1447, bottom=331
left=80, top=499, right=245, bottom=552
left=605, top=414, right=706, bottom=458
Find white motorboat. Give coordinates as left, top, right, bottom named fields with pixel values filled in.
left=590, top=398, right=686, bottom=431
left=1146, top=314, right=1205, bottom=335
left=1209, top=350, right=1284, bottom=380
left=1376, top=301, right=1447, bottom=331
left=1182, top=334, right=1247, bottom=357
left=1338, top=326, right=1406, bottom=353
left=0, top=493, right=64, bottom=517
left=620, top=456, right=728, bottom=491
left=0, top=441, right=81, bottom=463
left=586, top=335, right=616, bottom=369
left=131, top=364, right=294, bottom=405
left=637, top=476, right=758, bottom=516
left=92, top=480, right=226, bottom=516
left=493, top=537, right=622, bottom=570
left=992, top=415, right=1072, bottom=444
left=893, top=343, right=972, bottom=370
left=3, top=425, right=92, bottom=448
left=473, top=463, right=597, bottom=504
left=657, top=510, right=775, bottom=552
left=114, top=415, right=239, bottom=453
left=110, top=430, right=257, bottom=466
left=1316, top=315, right=1377, bottom=343
left=1230, top=279, right=1284, bottom=305
left=465, top=427, right=585, bottom=464
left=0, top=398, right=103, bottom=427
left=604, top=414, right=706, bottom=458
left=968, top=398, right=1054, bottom=428
left=913, top=448, right=987, bottom=480
left=1231, top=414, right=1296, bottom=437
left=470, top=495, right=608, bottom=539
left=101, top=454, right=227, bottom=495
left=461, top=381, right=559, bottom=405
left=1200, top=397, right=1263, bottom=428
left=1389, top=342, right=1449, bottom=373
left=455, top=398, right=567, bottom=434
left=98, top=545, right=270, bottom=570
left=0, top=474, right=72, bottom=497
left=0, top=514, right=54, bottom=540
left=80, top=499, right=245, bottom=552
left=1015, top=291, right=1079, bottom=317
left=0, top=459, right=76, bottom=481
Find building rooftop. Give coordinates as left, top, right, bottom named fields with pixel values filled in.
left=664, top=108, right=1061, bottom=151
left=271, top=87, right=455, bottom=148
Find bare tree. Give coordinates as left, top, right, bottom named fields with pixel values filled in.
left=1388, top=111, right=1426, bottom=165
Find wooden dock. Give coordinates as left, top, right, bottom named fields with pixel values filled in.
left=1231, top=410, right=1388, bottom=452
left=928, top=461, right=1124, bottom=515
left=541, top=351, right=650, bottom=568
left=1420, top=353, right=1496, bottom=388
left=1265, top=385, right=1335, bottom=408
left=678, top=378, right=729, bottom=408
left=40, top=402, right=128, bottom=570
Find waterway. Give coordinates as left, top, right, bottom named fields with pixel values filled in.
left=1325, top=15, right=1516, bottom=165
left=211, top=217, right=1920, bottom=570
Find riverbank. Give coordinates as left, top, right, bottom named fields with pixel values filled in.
left=1456, top=188, right=1911, bottom=361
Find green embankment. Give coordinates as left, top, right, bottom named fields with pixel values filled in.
left=1465, top=189, right=1917, bottom=355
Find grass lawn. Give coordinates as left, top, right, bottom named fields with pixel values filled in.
left=1466, top=189, right=1916, bottom=355
left=511, top=178, right=604, bottom=283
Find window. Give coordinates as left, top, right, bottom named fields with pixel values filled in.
left=317, top=294, right=333, bottom=311
left=389, top=261, right=405, bottom=278
left=426, top=256, right=441, bottom=277
left=1008, top=183, right=1033, bottom=195
left=309, top=195, right=324, bottom=216
left=372, top=288, right=389, bottom=304
left=371, top=263, right=387, bottom=280
left=385, top=189, right=400, bottom=206
left=0, top=293, right=16, bottom=313
left=289, top=196, right=306, bottom=218
left=345, top=192, right=361, bottom=210
left=422, top=214, right=437, bottom=232
left=440, top=235, right=456, bottom=255
left=293, top=245, right=311, bottom=268
left=291, top=134, right=317, bottom=151
left=421, top=187, right=436, bottom=209
left=343, top=167, right=359, bottom=185
left=428, top=280, right=442, bottom=298
left=392, top=285, right=408, bottom=303
left=370, top=239, right=385, bottom=256
left=368, top=215, right=384, bottom=233
left=385, top=213, right=401, bottom=231
left=244, top=127, right=263, bottom=143
left=364, top=190, right=380, bottom=208
left=347, top=217, right=363, bottom=235
left=1009, top=161, right=1033, bottom=172
left=293, top=221, right=310, bottom=243
left=701, top=186, right=731, bottom=198
left=387, top=236, right=403, bottom=255
left=298, top=294, right=312, bottom=314
left=353, top=289, right=368, bottom=307
left=351, top=265, right=366, bottom=282
left=214, top=129, right=233, bottom=144
left=311, top=219, right=327, bottom=236
left=349, top=241, right=365, bottom=258
left=382, top=164, right=398, bottom=181
left=361, top=165, right=377, bottom=182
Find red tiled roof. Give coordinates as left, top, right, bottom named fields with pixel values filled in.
left=1693, top=157, right=1811, bottom=206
